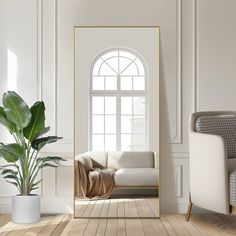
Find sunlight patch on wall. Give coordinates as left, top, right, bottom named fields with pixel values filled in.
left=7, top=49, right=17, bottom=91
left=6, top=49, right=18, bottom=142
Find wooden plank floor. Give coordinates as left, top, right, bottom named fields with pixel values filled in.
left=75, top=197, right=159, bottom=218
left=1, top=214, right=236, bottom=235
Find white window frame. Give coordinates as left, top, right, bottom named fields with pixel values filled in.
left=89, top=47, right=149, bottom=151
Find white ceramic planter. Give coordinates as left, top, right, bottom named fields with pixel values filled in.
left=11, top=195, right=40, bottom=224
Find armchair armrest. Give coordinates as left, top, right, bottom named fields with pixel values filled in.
left=189, top=131, right=229, bottom=214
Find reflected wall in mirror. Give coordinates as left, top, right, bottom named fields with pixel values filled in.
left=74, top=26, right=159, bottom=218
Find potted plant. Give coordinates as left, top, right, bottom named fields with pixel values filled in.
left=0, top=91, right=65, bottom=223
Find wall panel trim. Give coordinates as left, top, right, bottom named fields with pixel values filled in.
left=174, top=165, right=182, bottom=198
left=37, top=0, right=43, bottom=100
left=54, top=0, right=183, bottom=145
left=193, top=0, right=199, bottom=112
left=171, top=0, right=183, bottom=144
left=54, top=0, right=58, bottom=136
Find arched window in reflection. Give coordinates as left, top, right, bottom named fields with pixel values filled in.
left=90, top=48, right=148, bottom=151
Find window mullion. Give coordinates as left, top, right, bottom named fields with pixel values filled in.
left=117, top=95, right=121, bottom=151
left=131, top=97, right=134, bottom=151
left=90, top=49, right=147, bottom=152
left=145, top=94, right=148, bottom=150
left=90, top=95, right=93, bottom=150
left=103, top=96, right=105, bottom=151
left=117, top=51, right=121, bottom=151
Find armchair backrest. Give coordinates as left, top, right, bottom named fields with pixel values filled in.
left=190, top=111, right=236, bottom=159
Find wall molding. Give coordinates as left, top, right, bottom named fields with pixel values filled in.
left=37, top=0, right=43, bottom=101
left=54, top=0, right=72, bottom=144
left=174, top=165, right=182, bottom=198
left=193, top=0, right=199, bottom=112
left=172, top=152, right=189, bottom=158
left=55, top=166, right=73, bottom=197
left=171, top=0, right=183, bottom=144
left=54, top=0, right=58, bottom=136
left=53, top=0, right=183, bottom=145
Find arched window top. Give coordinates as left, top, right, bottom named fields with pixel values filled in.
left=91, top=48, right=146, bottom=91
left=90, top=47, right=148, bottom=151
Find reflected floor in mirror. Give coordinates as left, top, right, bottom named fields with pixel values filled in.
left=75, top=195, right=159, bottom=218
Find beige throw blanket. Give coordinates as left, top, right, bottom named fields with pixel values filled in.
left=75, top=155, right=115, bottom=199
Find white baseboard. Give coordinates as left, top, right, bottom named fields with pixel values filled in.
left=0, top=204, right=10, bottom=213
left=174, top=202, right=216, bottom=214
left=0, top=203, right=73, bottom=215
left=176, top=203, right=188, bottom=214
left=1, top=202, right=213, bottom=215
left=41, top=203, right=73, bottom=214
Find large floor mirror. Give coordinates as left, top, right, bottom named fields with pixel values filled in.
left=74, top=26, right=160, bottom=218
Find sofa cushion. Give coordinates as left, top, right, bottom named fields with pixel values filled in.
left=195, top=115, right=236, bottom=158
left=114, top=168, right=158, bottom=186
left=79, top=151, right=108, bottom=168
left=107, top=151, right=154, bottom=170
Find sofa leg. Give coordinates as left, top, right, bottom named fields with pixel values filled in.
left=185, top=195, right=193, bottom=222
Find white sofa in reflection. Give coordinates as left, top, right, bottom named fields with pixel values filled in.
left=75, top=151, right=158, bottom=188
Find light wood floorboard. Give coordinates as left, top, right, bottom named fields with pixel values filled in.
left=75, top=196, right=159, bottom=218
left=105, top=219, right=118, bottom=236
left=117, top=219, right=126, bottom=236
left=96, top=219, right=107, bottom=236
left=1, top=213, right=236, bottom=235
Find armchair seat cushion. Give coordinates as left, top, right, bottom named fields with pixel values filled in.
left=114, top=168, right=158, bottom=186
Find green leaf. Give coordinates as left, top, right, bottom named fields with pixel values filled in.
left=30, top=187, right=39, bottom=191
left=0, top=164, right=19, bottom=169
left=3, top=174, right=21, bottom=187
left=34, top=126, right=50, bottom=139
left=6, top=180, right=18, bottom=186
left=1, top=169, right=17, bottom=176
left=2, top=143, right=24, bottom=155
left=38, top=156, right=66, bottom=164
left=29, top=179, right=41, bottom=192
left=23, top=102, right=46, bottom=141
left=39, top=163, right=59, bottom=169
left=0, top=107, right=16, bottom=132
left=32, top=136, right=62, bottom=151
left=31, top=180, right=41, bottom=186
left=3, top=91, right=32, bottom=129
left=3, top=174, right=18, bottom=180
left=0, top=143, right=24, bottom=162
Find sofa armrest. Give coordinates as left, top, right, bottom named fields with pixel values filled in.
left=74, top=154, right=84, bottom=160
left=74, top=153, right=93, bottom=170
left=189, top=131, right=229, bottom=213
left=154, top=152, right=159, bottom=169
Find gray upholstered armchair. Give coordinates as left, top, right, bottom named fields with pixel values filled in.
left=186, top=111, right=236, bottom=221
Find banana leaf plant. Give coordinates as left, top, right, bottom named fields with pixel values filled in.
left=0, top=91, right=65, bottom=195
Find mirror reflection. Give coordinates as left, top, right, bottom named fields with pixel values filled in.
left=74, top=27, right=159, bottom=218
left=75, top=151, right=159, bottom=218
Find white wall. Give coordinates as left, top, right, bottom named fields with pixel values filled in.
left=0, top=0, right=236, bottom=214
